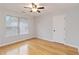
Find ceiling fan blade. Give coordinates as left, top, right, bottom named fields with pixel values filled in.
left=30, top=10, right=32, bottom=12
left=32, top=3, right=37, bottom=8
left=37, top=10, right=40, bottom=13
left=37, top=7, right=44, bottom=9
left=24, top=7, right=31, bottom=9
left=32, top=3, right=35, bottom=6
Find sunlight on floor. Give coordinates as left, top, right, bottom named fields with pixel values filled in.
left=6, top=44, right=29, bottom=55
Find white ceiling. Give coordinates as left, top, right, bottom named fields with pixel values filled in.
left=0, top=3, right=79, bottom=16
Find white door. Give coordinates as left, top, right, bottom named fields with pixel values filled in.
left=52, top=15, right=65, bottom=43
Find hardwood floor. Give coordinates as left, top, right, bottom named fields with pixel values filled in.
left=0, top=38, right=78, bottom=55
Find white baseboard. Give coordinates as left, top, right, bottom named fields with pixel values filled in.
left=0, top=37, right=34, bottom=47
left=37, top=37, right=79, bottom=49
left=50, top=40, right=79, bottom=48
left=64, top=42, right=79, bottom=53
left=63, top=42, right=79, bottom=48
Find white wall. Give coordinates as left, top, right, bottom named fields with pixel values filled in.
left=35, top=9, right=79, bottom=48
left=35, top=14, right=52, bottom=41
left=65, top=9, right=79, bottom=47
left=0, top=8, right=35, bottom=46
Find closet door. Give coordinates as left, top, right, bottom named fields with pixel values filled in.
left=52, top=15, right=65, bottom=43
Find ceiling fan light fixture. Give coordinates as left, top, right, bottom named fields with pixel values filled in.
left=24, top=3, right=44, bottom=13
left=32, top=8, right=37, bottom=12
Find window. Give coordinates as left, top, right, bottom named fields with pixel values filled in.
left=5, top=16, right=18, bottom=37
left=5, top=15, right=29, bottom=37
left=19, top=18, right=29, bottom=35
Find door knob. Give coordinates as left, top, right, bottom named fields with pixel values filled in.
left=53, top=29, right=56, bottom=32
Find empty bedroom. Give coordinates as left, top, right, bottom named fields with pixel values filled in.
left=0, top=3, right=79, bottom=55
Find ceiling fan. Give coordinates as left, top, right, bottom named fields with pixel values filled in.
left=24, top=3, right=45, bottom=13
